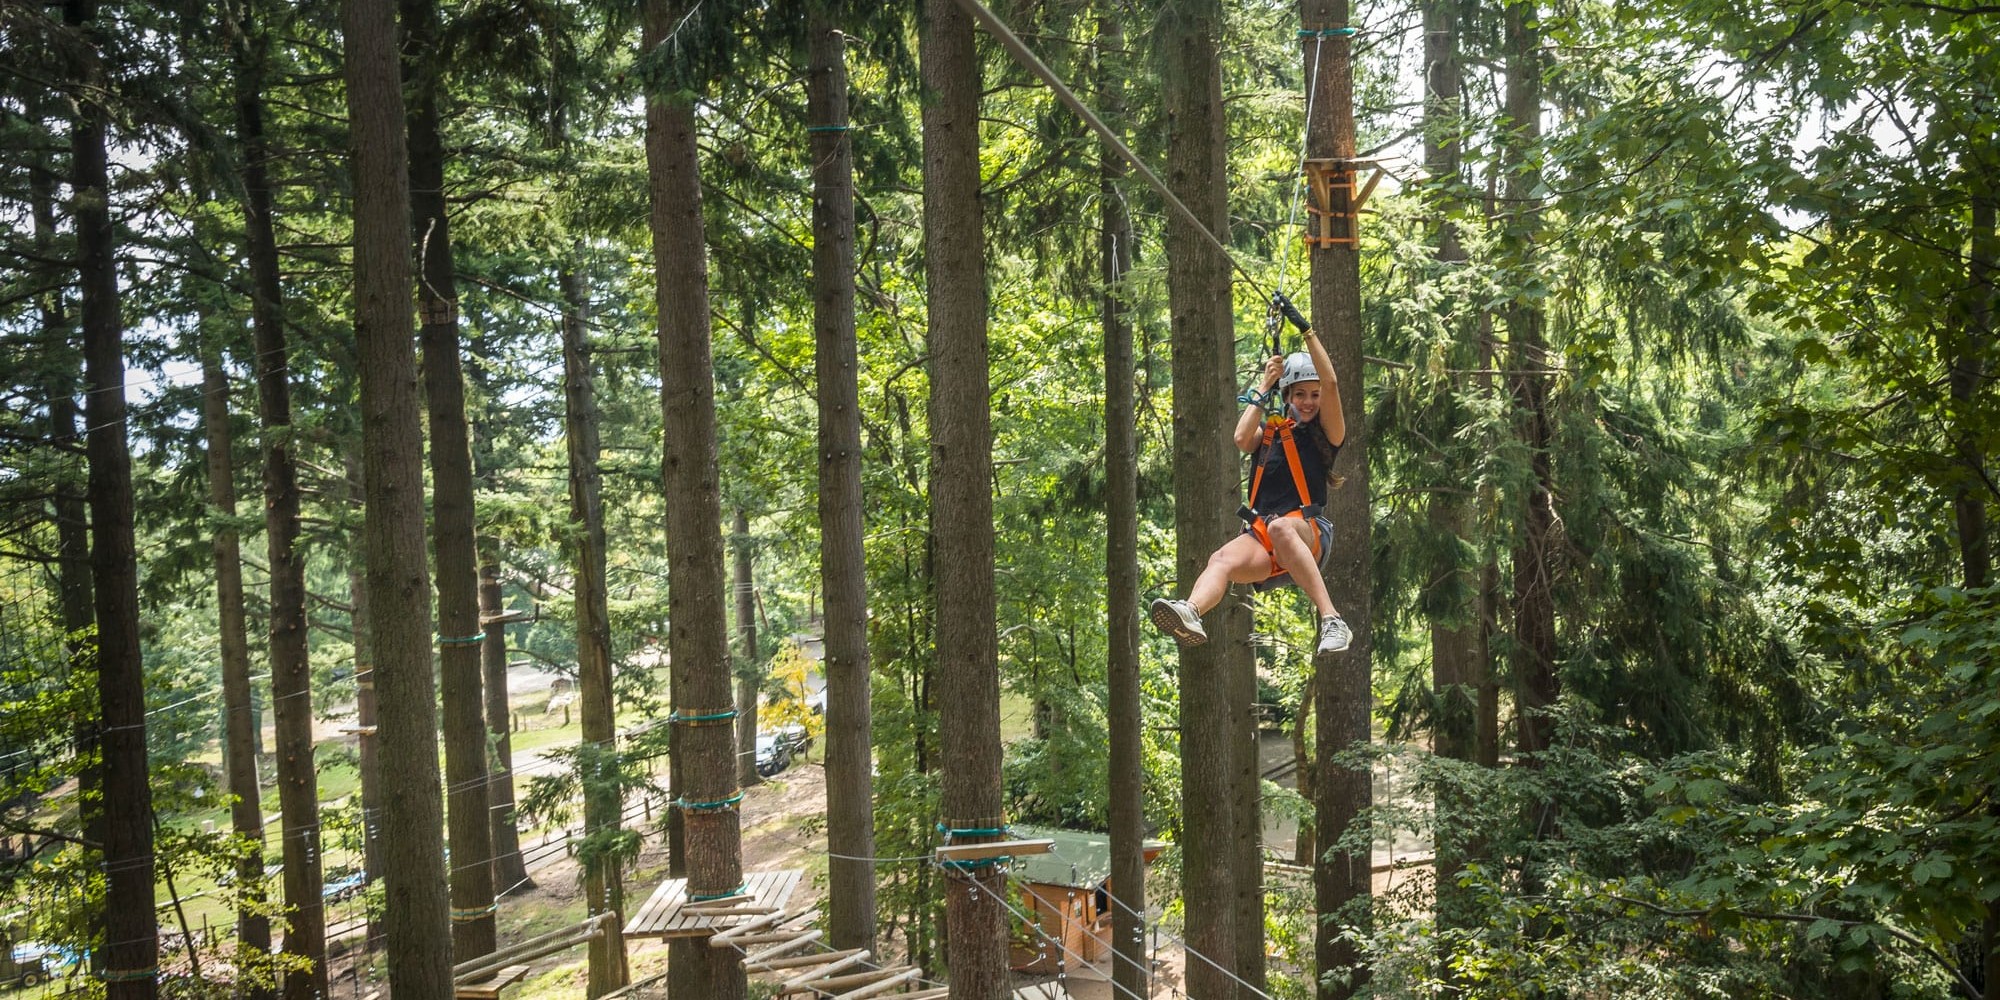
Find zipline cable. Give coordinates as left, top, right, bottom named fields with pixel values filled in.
left=945, top=0, right=1277, bottom=305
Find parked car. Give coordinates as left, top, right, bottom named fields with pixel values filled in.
left=3, top=943, right=54, bottom=991
left=754, top=725, right=812, bottom=778
left=322, top=870, right=366, bottom=903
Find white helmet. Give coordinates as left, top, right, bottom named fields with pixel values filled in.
left=1277, top=352, right=1319, bottom=394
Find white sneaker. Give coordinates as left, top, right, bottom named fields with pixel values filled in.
left=1317, top=615, right=1352, bottom=654
left=1149, top=598, right=1208, bottom=647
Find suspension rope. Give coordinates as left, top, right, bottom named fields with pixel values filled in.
left=1275, top=30, right=1330, bottom=310
left=945, top=0, right=1275, bottom=303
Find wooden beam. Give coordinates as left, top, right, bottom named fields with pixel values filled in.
left=747, top=948, right=866, bottom=973
left=827, top=968, right=920, bottom=1000
left=933, top=838, right=1054, bottom=861
left=730, top=928, right=825, bottom=949
left=739, top=930, right=823, bottom=964
left=710, top=908, right=813, bottom=947
left=785, top=966, right=911, bottom=995
left=777, top=950, right=874, bottom=991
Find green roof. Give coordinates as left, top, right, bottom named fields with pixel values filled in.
left=1008, top=825, right=1163, bottom=889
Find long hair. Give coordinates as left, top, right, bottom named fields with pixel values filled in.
left=1287, top=386, right=1342, bottom=492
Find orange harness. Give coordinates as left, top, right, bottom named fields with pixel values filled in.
left=1242, top=417, right=1323, bottom=580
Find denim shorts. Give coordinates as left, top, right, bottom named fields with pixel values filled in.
left=1243, top=513, right=1335, bottom=559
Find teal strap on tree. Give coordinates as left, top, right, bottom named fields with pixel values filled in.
left=936, top=822, right=1009, bottom=840
left=690, top=882, right=748, bottom=902
left=437, top=632, right=486, bottom=646
left=669, top=707, right=739, bottom=726
left=806, top=124, right=849, bottom=133
left=940, top=856, right=1010, bottom=871
left=99, top=968, right=158, bottom=983
left=450, top=903, right=499, bottom=922
left=678, top=791, right=746, bottom=812
left=1297, top=26, right=1357, bottom=37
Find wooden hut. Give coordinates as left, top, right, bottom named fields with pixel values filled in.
left=1006, top=825, right=1164, bottom=975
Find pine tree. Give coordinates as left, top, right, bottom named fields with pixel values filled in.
left=560, top=254, right=630, bottom=999
left=1097, top=14, right=1147, bottom=1000
left=343, top=0, right=454, bottom=995
left=1300, top=0, right=1373, bottom=994
left=805, top=3, right=877, bottom=954
left=70, top=2, right=159, bottom=994
left=645, top=2, right=743, bottom=996
left=732, top=509, right=762, bottom=787
left=227, top=0, right=325, bottom=986
left=402, top=0, right=497, bottom=957
left=921, top=0, right=1008, bottom=995
left=1159, top=0, right=1240, bottom=993
left=199, top=343, right=274, bottom=992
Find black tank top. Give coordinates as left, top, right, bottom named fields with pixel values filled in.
left=1247, top=417, right=1336, bottom=516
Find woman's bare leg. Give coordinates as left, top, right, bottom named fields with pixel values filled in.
left=1186, top=534, right=1273, bottom=615
left=1269, top=518, right=1338, bottom=618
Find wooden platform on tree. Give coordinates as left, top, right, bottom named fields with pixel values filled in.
left=454, top=965, right=530, bottom=1000
left=623, top=868, right=804, bottom=939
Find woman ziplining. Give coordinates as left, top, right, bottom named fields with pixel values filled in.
left=942, top=0, right=1360, bottom=654
left=1150, top=292, right=1352, bottom=656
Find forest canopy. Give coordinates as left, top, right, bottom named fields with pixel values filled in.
left=1, top=0, right=1995, bottom=998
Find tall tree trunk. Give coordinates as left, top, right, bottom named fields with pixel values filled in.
left=343, top=0, right=455, bottom=997
left=347, top=484, right=387, bottom=954
left=643, top=6, right=740, bottom=994
left=1159, top=0, right=1242, bottom=994
left=1422, top=0, right=1476, bottom=951
left=733, top=509, right=762, bottom=787
left=1097, top=16, right=1147, bottom=1000
left=480, top=557, right=532, bottom=893
left=807, top=7, right=877, bottom=954
left=231, top=3, right=327, bottom=988
left=69, top=3, right=160, bottom=991
left=1232, top=632, right=1264, bottom=994
left=922, top=2, right=1009, bottom=996
left=33, top=109, right=101, bottom=974
left=1292, top=673, right=1316, bottom=865
left=201, top=345, right=275, bottom=989
left=1301, top=1, right=1373, bottom=996
left=1960, top=166, right=1996, bottom=997
left=1954, top=185, right=1993, bottom=590
left=401, top=0, right=498, bottom=958
left=561, top=264, right=631, bottom=998
left=1503, top=0, right=1556, bottom=765
left=466, top=326, right=531, bottom=895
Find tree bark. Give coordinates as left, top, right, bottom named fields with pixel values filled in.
left=1954, top=184, right=1993, bottom=590
left=201, top=346, right=275, bottom=989
left=734, top=509, right=762, bottom=787
left=400, top=0, right=498, bottom=958
left=1422, top=0, right=1477, bottom=949
left=561, top=262, right=631, bottom=998
left=69, top=3, right=160, bottom=991
left=807, top=6, right=877, bottom=954
left=343, top=0, right=455, bottom=997
left=346, top=479, right=387, bottom=954
left=33, top=104, right=100, bottom=974
left=466, top=321, right=531, bottom=896
left=1960, top=164, right=1996, bottom=998
left=921, top=1, right=1008, bottom=996
left=1301, top=1, right=1373, bottom=996
left=480, top=557, right=532, bottom=893
left=230, top=1, right=327, bottom=989
left=1097, top=16, right=1148, bottom=1000
left=1161, top=0, right=1241, bottom=994
left=1503, top=0, right=1557, bottom=764
left=644, top=5, right=741, bottom=995
left=1293, top=673, right=1316, bottom=865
